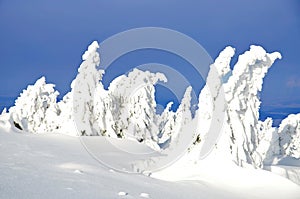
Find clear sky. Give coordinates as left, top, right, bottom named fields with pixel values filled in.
left=0, top=0, right=299, bottom=121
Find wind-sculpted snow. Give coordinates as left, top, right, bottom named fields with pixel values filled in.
left=2, top=41, right=300, bottom=170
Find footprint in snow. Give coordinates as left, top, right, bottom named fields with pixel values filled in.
left=140, top=193, right=150, bottom=198
left=118, top=191, right=128, bottom=196
left=73, top=169, right=83, bottom=174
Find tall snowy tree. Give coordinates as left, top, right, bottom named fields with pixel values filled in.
left=157, top=87, right=193, bottom=151
left=256, top=118, right=280, bottom=164
left=191, top=46, right=282, bottom=168
left=223, top=46, right=281, bottom=167
left=278, top=114, right=300, bottom=159
left=71, top=41, right=104, bottom=136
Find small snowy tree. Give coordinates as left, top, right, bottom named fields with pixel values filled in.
left=278, top=114, right=300, bottom=159
left=171, top=87, right=193, bottom=141
left=157, top=102, right=176, bottom=148
left=56, top=92, right=78, bottom=136
left=256, top=118, right=280, bottom=164
left=157, top=87, right=193, bottom=150
left=9, top=77, right=60, bottom=133
left=107, top=69, right=166, bottom=148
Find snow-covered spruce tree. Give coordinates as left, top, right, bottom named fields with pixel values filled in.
left=190, top=46, right=234, bottom=159
left=255, top=118, right=280, bottom=164
left=157, top=102, right=176, bottom=148
left=71, top=41, right=105, bottom=136
left=56, top=92, right=78, bottom=136
left=9, top=77, right=60, bottom=133
left=107, top=69, right=167, bottom=148
left=191, top=46, right=281, bottom=168
left=278, top=113, right=300, bottom=159
left=175, top=87, right=193, bottom=128
left=159, top=87, right=192, bottom=148
left=222, top=46, right=281, bottom=167
left=93, top=82, right=114, bottom=137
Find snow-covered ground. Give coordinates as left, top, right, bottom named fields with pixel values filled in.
left=1, top=128, right=300, bottom=199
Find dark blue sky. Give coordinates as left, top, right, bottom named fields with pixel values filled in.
left=0, top=0, right=300, bottom=120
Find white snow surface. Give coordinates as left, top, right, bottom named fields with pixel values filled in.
left=0, top=128, right=299, bottom=199
left=1, top=41, right=300, bottom=198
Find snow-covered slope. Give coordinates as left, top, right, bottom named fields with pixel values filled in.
left=1, top=129, right=299, bottom=199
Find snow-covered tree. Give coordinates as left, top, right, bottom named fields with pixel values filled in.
left=71, top=41, right=104, bottom=136
left=93, top=82, right=114, bottom=137
left=157, top=87, right=193, bottom=150
left=170, top=87, right=193, bottom=143
left=256, top=118, right=280, bottom=164
left=56, top=92, right=77, bottom=136
left=9, top=77, right=60, bottom=133
left=278, top=113, right=300, bottom=159
left=192, top=46, right=234, bottom=159
left=191, top=45, right=282, bottom=168
left=222, top=46, right=281, bottom=167
left=106, top=69, right=166, bottom=148
left=157, top=102, right=176, bottom=148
